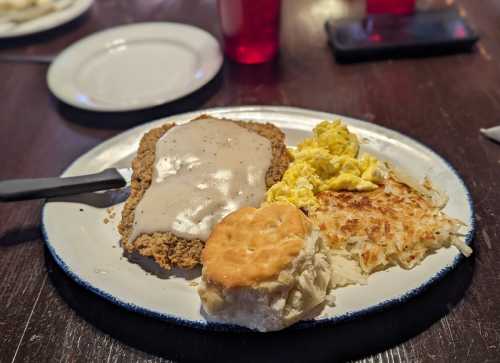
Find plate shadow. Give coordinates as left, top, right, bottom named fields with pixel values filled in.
left=0, top=226, right=41, bottom=247
left=44, top=245, right=475, bottom=363
left=53, top=69, right=223, bottom=130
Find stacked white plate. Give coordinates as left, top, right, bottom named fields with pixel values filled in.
left=47, top=22, right=223, bottom=112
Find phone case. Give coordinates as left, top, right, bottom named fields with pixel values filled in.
left=326, top=10, right=479, bottom=63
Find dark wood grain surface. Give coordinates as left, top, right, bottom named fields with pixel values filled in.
left=1, top=0, right=499, bottom=362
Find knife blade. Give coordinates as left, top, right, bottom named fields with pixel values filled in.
left=0, top=168, right=132, bottom=202
left=0, top=54, right=55, bottom=64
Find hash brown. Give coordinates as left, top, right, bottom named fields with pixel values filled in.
left=310, top=175, right=471, bottom=274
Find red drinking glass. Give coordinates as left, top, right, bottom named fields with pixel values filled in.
left=367, top=0, right=415, bottom=15
left=217, top=0, right=281, bottom=64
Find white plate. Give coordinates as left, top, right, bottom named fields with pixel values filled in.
left=42, top=106, right=474, bottom=330
left=0, top=0, right=93, bottom=38
left=47, top=23, right=223, bottom=112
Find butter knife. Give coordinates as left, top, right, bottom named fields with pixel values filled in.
left=0, top=168, right=132, bottom=202
left=0, top=54, right=54, bottom=64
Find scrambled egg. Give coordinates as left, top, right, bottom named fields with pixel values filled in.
left=266, top=120, right=384, bottom=209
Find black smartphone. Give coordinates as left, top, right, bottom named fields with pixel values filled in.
left=326, top=10, right=479, bottom=63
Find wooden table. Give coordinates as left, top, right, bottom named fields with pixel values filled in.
left=1, top=0, right=499, bottom=362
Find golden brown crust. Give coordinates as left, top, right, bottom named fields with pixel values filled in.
left=118, top=116, right=292, bottom=270
left=201, top=203, right=312, bottom=288
left=311, top=176, right=460, bottom=272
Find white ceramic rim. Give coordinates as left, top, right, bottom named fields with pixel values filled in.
left=46, top=22, right=223, bottom=112
left=41, top=106, right=475, bottom=331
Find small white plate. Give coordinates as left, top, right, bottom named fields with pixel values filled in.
left=47, top=23, right=223, bottom=112
left=0, top=0, right=93, bottom=38
left=42, top=106, right=474, bottom=331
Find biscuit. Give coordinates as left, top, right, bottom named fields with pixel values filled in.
left=198, top=203, right=332, bottom=332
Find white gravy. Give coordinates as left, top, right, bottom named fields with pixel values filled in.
left=129, top=118, right=272, bottom=242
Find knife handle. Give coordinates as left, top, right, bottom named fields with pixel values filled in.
left=0, top=169, right=126, bottom=202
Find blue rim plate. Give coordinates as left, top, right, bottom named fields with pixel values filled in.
left=42, top=106, right=474, bottom=332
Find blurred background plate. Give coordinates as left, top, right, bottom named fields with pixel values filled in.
left=47, top=22, right=223, bottom=112
left=0, top=0, right=93, bottom=38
